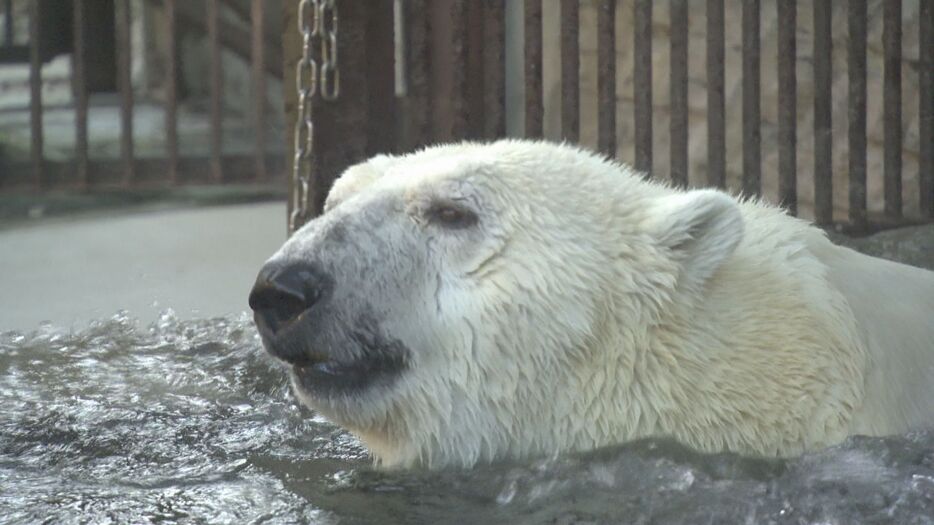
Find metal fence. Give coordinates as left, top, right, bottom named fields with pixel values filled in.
left=287, top=0, right=932, bottom=234
left=0, top=0, right=284, bottom=191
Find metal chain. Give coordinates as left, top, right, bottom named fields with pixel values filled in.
left=320, top=0, right=340, bottom=100
left=291, top=0, right=340, bottom=234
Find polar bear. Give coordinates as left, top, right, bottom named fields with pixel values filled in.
left=249, top=140, right=934, bottom=469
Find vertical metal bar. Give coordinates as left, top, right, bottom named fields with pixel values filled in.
left=670, top=0, right=688, bottom=187
left=309, top=1, right=370, bottom=216
left=394, top=0, right=407, bottom=97
left=115, top=0, right=134, bottom=185
left=427, top=0, right=464, bottom=141
left=207, top=0, right=223, bottom=182
left=400, top=0, right=430, bottom=150
left=883, top=0, right=901, bottom=219
left=464, top=0, right=483, bottom=139
left=633, top=0, right=652, bottom=174
left=165, top=0, right=178, bottom=184
left=706, top=0, right=725, bottom=188
left=482, top=0, right=506, bottom=139
left=848, top=0, right=867, bottom=230
left=284, top=0, right=299, bottom=227
left=921, top=0, right=934, bottom=218
left=813, top=0, right=833, bottom=225
left=28, top=0, right=42, bottom=188
left=742, top=0, right=760, bottom=197
left=427, top=1, right=450, bottom=140
left=252, top=0, right=266, bottom=180
left=777, top=0, right=796, bottom=214
left=73, top=0, right=89, bottom=189
left=4, top=0, right=13, bottom=47
left=524, top=0, right=543, bottom=138
left=596, top=0, right=616, bottom=157
left=560, top=0, right=579, bottom=142
left=367, top=0, right=398, bottom=150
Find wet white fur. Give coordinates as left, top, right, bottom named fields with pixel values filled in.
left=310, top=140, right=934, bottom=469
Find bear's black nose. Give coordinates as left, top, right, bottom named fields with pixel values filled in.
left=249, top=261, right=332, bottom=336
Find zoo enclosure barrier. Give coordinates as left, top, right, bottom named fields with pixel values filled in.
left=287, top=0, right=933, bottom=234
left=0, top=0, right=285, bottom=191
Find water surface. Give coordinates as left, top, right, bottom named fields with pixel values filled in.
left=2, top=313, right=932, bottom=524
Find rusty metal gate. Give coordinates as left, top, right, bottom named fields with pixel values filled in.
left=0, top=0, right=284, bottom=191
left=286, top=0, right=932, bottom=235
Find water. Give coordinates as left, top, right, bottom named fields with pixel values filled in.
left=1, top=312, right=932, bottom=524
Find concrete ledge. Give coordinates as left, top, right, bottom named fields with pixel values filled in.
left=0, top=200, right=287, bottom=331
left=0, top=184, right=286, bottom=229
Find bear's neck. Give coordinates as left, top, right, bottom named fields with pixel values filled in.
left=581, top=256, right=865, bottom=459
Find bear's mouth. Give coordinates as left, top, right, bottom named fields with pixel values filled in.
left=254, top=300, right=410, bottom=395
left=290, top=344, right=408, bottom=395
left=259, top=324, right=409, bottom=395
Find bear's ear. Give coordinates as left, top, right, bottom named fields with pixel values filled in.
left=324, top=155, right=395, bottom=213
left=647, top=189, right=744, bottom=289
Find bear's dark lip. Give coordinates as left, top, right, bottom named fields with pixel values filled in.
left=254, top=306, right=410, bottom=395
left=290, top=341, right=408, bottom=395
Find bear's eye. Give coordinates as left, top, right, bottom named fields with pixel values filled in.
left=427, top=202, right=478, bottom=229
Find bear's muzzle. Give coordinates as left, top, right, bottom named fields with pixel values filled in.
left=249, top=259, right=410, bottom=395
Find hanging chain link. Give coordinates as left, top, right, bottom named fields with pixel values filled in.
left=319, top=0, right=340, bottom=100
left=291, top=0, right=340, bottom=234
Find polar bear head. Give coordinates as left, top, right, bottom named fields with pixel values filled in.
left=249, top=140, right=744, bottom=468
